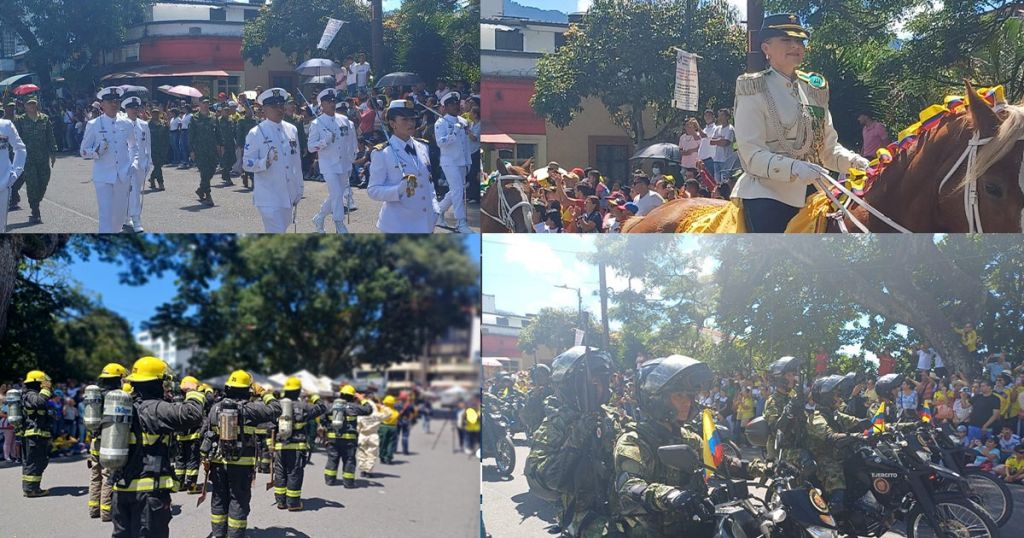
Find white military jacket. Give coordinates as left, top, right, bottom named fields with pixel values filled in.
left=307, top=112, right=358, bottom=175
left=367, top=134, right=437, bottom=233
left=434, top=114, right=471, bottom=167
left=731, top=67, right=862, bottom=207
left=242, top=119, right=304, bottom=209
left=0, top=120, right=26, bottom=189
left=80, top=113, right=139, bottom=184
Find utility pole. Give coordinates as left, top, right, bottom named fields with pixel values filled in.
left=746, top=0, right=765, bottom=73
left=371, top=0, right=385, bottom=76
left=598, top=259, right=609, bottom=351
left=556, top=284, right=584, bottom=346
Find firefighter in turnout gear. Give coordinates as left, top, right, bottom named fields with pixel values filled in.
left=273, top=376, right=328, bottom=510
left=378, top=395, right=400, bottom=464
left=109, top=356, right=206, bottom=537
left=324, top=384, right=373, bottom=487
left=174, top=375, right=203, bottom=493
left=200, top=370, right=282, bottom=538
left=19, top=369, right=54, bottom=497
left=87, top=362, right=128, bottom=520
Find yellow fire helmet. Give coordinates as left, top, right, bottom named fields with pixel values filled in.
left=283, top=376, right=302, bottom=392
left=23, top=370, right=50, bottom=384
left=198, top=383, right=213, bottom=394
left=340, top=384, right=356, bottom=396
left=99, top=363, right=128, bottom=379
left=122, top=382, right=134, bottom=394
left=382, top=395, right=396, bottom=407
left=125, top=356, right=168, bottom=382
left=225, top=369, right=253, bottom=388
left=180, top=375, right=200, bottom=389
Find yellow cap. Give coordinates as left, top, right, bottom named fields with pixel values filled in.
left=225, top=369, right=253, bottom=388
left=126, top=356, right=168, bottom=382
left=122, top=382, right=134, bottom=393
left=180, top=376, right=200, bottom=389
left=99, top=363, right=128, bottom=379
left=24, top=370, right=50, bottom=384
left=382, top=395, right=396, bottom=407
left=284, top=376, right=302, bottom=392
left=340, top=384, right=356, bottom=396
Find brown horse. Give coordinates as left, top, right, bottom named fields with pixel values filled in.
left=627, top=82, right=1024, bottom=233
left=480, top=160, right=536, bottom=233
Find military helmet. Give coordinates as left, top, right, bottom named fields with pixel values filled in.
left=225, top=370, right=253, bottom=388
left=494, top=372, right=513, bottom=386
left=99, top=363, right=128, bottom=379
left=744, top=416, right=770, bottom=447
left=125, top=356, right=168, bottom=382
left=340, top=384, right=357, bottom=396
left=768, top=356, right=802, bottom=379
left=875, top=373, right=905, bottom=400
left=810, top=374, right=846, bottom=405
left=530, top=364, right=551, bottom=384
left=639, top=355, right=713, bottom=422
left=550, top=347, right=613, bottom=412
left=283, top=376, right=302, bottom=392
left=838, top=372, right=859, bottom=397
left=24, top=370, right=50, bottom=384
left=634, top=357, right=666, bottom=411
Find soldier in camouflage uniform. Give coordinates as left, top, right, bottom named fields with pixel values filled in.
left=525, top=347, right=620, bottom=538
left=217, top=104, right=237, bottom=186
left=148, top=108, right=169, bottom=190
left=520, top=364, right=553, bottom=436
left=189, top=98, right=221, bottom=205
left=614, top=356, right=768, bottom=538
left=762, top=356, right=806, bottom=466
left=13, top=96, right=57, bottom=224
left=235, top=104, right=259, bottom=189
left=805, top=375, right=871, bottom=519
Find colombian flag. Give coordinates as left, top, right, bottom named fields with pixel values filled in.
left=702, top=408, right=724, bottom=481
left=871, top=401, right=887, bottom=434
left=920, top=400, right=933, bottom=423
left=918, top=105, right=947, bottom=132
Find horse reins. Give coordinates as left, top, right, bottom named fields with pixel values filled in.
left=481, top=175, right=533, bottom=232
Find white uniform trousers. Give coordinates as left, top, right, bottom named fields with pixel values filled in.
left=0, top=186, right=10, bottom=233
left=126, top=165, right=147, bottom=223
left=259, top=206, right=293, bottom=233
left=438, top=164, right=468, bottom=219
left=314, top=171, right=354, bottom=225
left=95, top=180, right=131, bottom=233
left=232, top=147, right=243, bottom=175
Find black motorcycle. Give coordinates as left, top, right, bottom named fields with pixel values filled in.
left=659, top=444, right=840, bottom=538
left=481, top=405, right=516, bottom=478
left=914, top=423, right=1013, bottom=527
left=766, top=429, right=1000, bottom=538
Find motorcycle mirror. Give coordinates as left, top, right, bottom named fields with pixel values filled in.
left=658, top=444, right=700, bottom=471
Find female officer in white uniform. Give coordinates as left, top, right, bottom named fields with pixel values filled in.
left=367, top=100, right=438, bottom=233
left=730, top=14, right=869, bottom=232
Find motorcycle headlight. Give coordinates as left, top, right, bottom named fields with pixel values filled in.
left=806, top=525, right=838, bottom=538
left=768, top=508, right=787, bottom=524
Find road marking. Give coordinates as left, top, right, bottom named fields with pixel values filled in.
left=42, top=198, right=100, bottom=223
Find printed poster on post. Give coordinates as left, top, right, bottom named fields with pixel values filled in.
left=673, top=49, right=699, bottom=111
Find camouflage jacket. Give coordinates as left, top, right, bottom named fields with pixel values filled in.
left=613, top=420, right=708, bottom=537
left=805, top=408, right=861, bottom=462
left=520, top=385, right=552, bottom=433
left=236, top=115, right=258, bottom=148
left=527, top=395, right=619, bottom=535
left=14, top=112, right=56, bottom=161
left=189, top=111, right=219, bottom=156
left=217, top=116, right=236, bottom=149
left=149, top=120, right=170, bottom=164
left=762, top=388, right=799, bottom=461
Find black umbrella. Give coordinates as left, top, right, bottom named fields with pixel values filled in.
left=374, top=71, right=423, bottom=89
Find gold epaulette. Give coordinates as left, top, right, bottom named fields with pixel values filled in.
left=414, top=137, right=427, bottom=144
left=373, top=143, right=387, bottom=151
left=735, top=70, right=769, bottom=96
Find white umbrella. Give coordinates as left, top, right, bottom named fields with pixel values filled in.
left=529, top=167, right=570, bottom=183
left=167, top=85, right=203, bottom=98
left=295, top=58, right=342, bottom=76
left=239, top=90, right=257, bottom=100
left=481, top=357, right=503, bottom=367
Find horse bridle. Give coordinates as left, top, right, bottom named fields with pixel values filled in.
left=816, top=131, right=1023, bottom=234
left=481, top=175, right=534, bottom=232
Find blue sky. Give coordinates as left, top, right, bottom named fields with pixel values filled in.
left=66, top=236, right=479, bottom=333
left=513, top=0, right=748, bottom=18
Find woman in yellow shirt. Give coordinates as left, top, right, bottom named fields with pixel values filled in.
left=734, top=387, right=756, bottom=446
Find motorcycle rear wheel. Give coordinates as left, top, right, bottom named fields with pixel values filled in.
left=906, top=496, right=1000, bottom=538
left=495, top=434, right=516, bottom=477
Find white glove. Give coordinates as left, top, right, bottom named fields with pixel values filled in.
left=850, top=155, right=870, bottom=170
left=792, top=161, right=830, bottom=183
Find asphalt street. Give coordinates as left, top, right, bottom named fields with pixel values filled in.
left=481, top=433, right=1024, bottom=538
left=0, top=418, right=479, bottom=537
left=5, top=153, right=480, bottom=233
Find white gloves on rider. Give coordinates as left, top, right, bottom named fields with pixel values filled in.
left=791, top=161, right=830, bottom=184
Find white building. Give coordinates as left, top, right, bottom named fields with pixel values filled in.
left=135, top=331, right=198, bottom=375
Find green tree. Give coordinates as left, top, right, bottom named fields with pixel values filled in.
left=531, top=0, right=745, bottom=145
left=242, top=0, right=372, bottom=67
left=385, top=0, right=480, bottom=84
left=517, top=307, right=598, bottom=357
left=0, top=0, right=152, bottom=94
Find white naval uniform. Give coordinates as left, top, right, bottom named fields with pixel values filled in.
left=308, top=112, right=358, bottom=231
left=367, top=135, right=437, bottom=233
left=731, top=67, right=863, bottom=208
left=242, top=119, right=304, bottom=232
left=434, top=114, right=471, bottom=221
left=126, top=118, right=152, bottom=227
left=0, top=119, right=27, bottom=232
left=80, top=113, right=139, bottom=233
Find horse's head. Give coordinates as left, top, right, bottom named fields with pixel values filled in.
left=960, top=81, right=1024, bottom=232
left=482, top=169, right=535, bottom=233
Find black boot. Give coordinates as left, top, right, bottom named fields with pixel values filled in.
left=29, top=208, right=42, bottom=224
